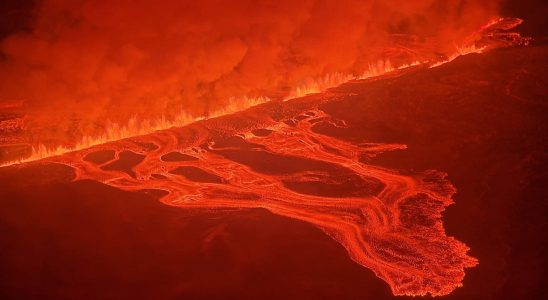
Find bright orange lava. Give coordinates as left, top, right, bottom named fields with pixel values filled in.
left=42, top=94, right=475, bottom=296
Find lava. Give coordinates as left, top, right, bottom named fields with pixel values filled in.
left=31, top=89, right=477, bottom=297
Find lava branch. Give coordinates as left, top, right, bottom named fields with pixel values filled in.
left=47, top=104, right=478, bottom=296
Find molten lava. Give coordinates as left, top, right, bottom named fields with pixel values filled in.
left=29, top=88, right=477, bottom=296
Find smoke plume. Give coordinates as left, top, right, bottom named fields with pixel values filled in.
left=0, top=0, right=501, bottom=147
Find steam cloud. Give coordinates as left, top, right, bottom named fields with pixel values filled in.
left=0, top=0, right=500, bottom=146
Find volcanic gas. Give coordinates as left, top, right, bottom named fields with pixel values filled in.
left=0, top=0, right=521, bottom=162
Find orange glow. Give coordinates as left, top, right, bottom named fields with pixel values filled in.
left=0, top=1, right=541, bottom=297
left=1, top=0, right=512, bottom=163
left=1, top=15, right=528, bottom=167
left=44, top=104, right=477, bottom=296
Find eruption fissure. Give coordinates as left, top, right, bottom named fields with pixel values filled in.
left=0, top=1, right=527, bottom=165
left=0, top=16, right=521, bottom=167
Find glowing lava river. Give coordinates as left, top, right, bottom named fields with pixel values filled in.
left=18, top=83, right=476, bottom=296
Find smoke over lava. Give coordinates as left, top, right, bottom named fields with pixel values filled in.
left=1, top=0, right=503, bottom=151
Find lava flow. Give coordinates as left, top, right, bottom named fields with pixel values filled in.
left=37, top=89, right=477, bottom=296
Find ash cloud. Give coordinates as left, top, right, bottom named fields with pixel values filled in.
left=0, top=0, right=500, bottom=146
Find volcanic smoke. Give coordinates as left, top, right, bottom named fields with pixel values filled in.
left=1, top=0, right=508, bottom=160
